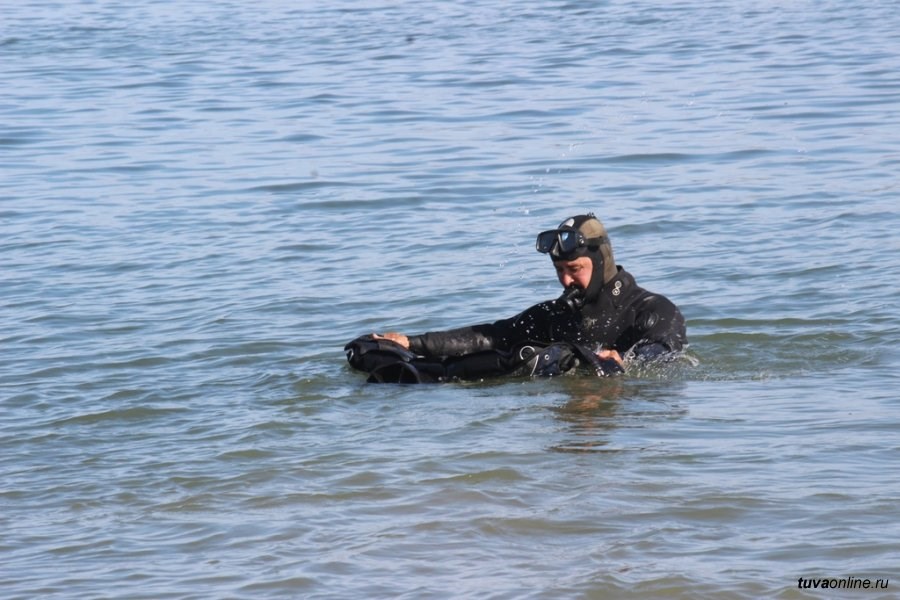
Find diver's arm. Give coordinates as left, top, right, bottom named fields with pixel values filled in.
left=374, top=324, right=502, bottom=357
left=379, top=304, right=553, bottom=358
left=626, top=295, right=687, bottom=362
left=407, top=322, right=509, bottom=357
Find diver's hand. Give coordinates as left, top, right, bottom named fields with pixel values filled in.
left=596, top=348, right=624, bottom=368
left=373, top=332, right=410, bottom=350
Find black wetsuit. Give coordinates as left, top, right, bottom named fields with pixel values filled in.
left=408, top=266, right=687, bottom=363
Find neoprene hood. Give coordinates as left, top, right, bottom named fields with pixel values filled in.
left=553, top=213, right=617, bottom=299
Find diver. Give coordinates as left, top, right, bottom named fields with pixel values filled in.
left=347, top=213, right=687, bottom=382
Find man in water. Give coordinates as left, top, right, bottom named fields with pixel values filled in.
left=376, top=213, right=687, bottom=372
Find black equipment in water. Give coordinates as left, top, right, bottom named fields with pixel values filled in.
left=343, top=334, right=623, bottom=384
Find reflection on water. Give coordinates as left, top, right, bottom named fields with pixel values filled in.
left=549, top=376, right=688, bottom=453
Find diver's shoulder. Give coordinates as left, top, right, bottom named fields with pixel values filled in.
left=619, top=269, right=682, bottom=312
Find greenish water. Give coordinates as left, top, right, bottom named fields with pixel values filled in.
left=2, top=1, right=899, bottom=598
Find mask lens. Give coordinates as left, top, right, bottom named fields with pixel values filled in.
left=558, top=230, right=580, bottom=253
left=535, top=230, right=558, bottom=253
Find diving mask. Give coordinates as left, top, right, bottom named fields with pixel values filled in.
left=535, top=228, right=605, bottom=258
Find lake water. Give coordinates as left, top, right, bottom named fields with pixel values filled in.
left=2, top=1, right=899, bottom=598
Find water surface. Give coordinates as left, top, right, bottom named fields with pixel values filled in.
left=2, top=1, right=899, bottom=598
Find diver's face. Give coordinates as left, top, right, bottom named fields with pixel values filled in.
left=553, top=257, right=593, bottom=290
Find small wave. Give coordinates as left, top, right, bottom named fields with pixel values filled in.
left=49, top=406, right=185, bottom=427
left=244, top=180, right=355, bottom=193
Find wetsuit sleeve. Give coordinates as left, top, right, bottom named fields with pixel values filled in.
left=408, top=303, right=555, bottom=358
left=408, top=323, right=506, bottom=357
left=627, top=294, right=688, bottom=362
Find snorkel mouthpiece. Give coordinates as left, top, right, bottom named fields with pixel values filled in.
left=557, top=285, right=585, bottom=312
